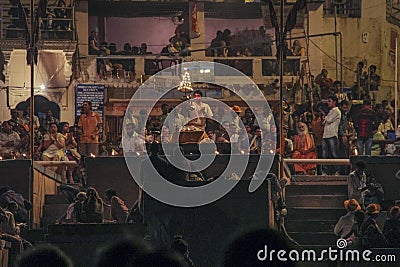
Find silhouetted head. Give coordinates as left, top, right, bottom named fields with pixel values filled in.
left=171, top=235, right=189, bottom=256
left=16, top=244, right=73, bottom=267
left=223, top=228, right=295, bottom=267
left=105, top=188, right=117, bottom=201
left=95, top=238, right=150, bottom=267
left=135, top=249, right=186, bottom=267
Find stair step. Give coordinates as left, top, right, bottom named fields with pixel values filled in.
left=21, top=229, right=46, bottom=244
left=45, top=194, right=69, bottom=205
left=286, top=194, right=347, bottom=208
left=288, top=232, right=337, bottom=246
left=42, top=204, right=70, bottom=219
left=285, top=220, right=337, bottom=233
left=286, top=184, right=347, bottom=195
left=41, top=217, right=58, bottom=229
left=286, top=207, right=345, bottom=221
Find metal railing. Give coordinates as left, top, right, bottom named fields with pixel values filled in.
left=0, top=4, right=75, bottom=40
left=283, top=158, right=351, bottom=165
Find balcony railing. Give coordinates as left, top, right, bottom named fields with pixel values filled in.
left=92, top=55, right=301, bottom=82
left=323, top=0, right=362, bottom=18
left=0, top=4, right=75, bottom=40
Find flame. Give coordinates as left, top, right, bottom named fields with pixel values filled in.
left=111, top=149, right=117, bottom=156
left=354, top=148, right=358, bottom=156
left=90, top=153, right=96, bottom=158
left=0, top=156, right=3, bottom=160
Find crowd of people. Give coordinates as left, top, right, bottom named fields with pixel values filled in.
left=0, top=186, right=32, bottom=264
left=0, top=100, right=102, bottom=184
left=6, top=0, right=72, bottom=40
left=1, top=85, right=399, bottom=182
left=2, top=225, right=300, bottom=267
left=119, top=86, right=399, bottom=176
left=334, top=160, right=400, bottom=249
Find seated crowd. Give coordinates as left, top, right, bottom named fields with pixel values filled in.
left=333, top=160, right=400, bottom=249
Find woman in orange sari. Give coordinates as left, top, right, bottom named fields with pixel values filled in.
left=292, top=122, right=317, bottom=174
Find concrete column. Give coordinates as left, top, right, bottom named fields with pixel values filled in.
left=75, top=0, right=89, bottom=56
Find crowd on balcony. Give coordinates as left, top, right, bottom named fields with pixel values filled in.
left=5, top=0, right=73, bottom=40
left=86, top=24, right=307, bottom=80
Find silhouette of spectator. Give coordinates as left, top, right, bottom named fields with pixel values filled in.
left=0, top=186, right=32, bottom=223
left=40, top=109, right=60, bottom=132
left=169, top=26, right=190, bottom=55
left=171, top=235, right=195, bottom=267
left=210, top=31, right=223, bottom=57
left=104, top=188, right=129, bottom=223
left=94, top=238, right=150, bottom=267
left=223, top=227, right=295, bottom=267
left=135, top=249, right=187, bottom=267
left=353, top=99, right=379, bottom=155
left=89, top=28, right=102, bottom=55
left=222, top=29, right=232, bottom=56
left=81, top=187, right=104, bottom=223
left=345, top=210, right=365, bottom=248
left=58, top=184, right=80, bottom=203
left=383, top=205, right=400, bottom=248
left=321, top=95, right=341, bottom=175
left=53, top=0, right=69, bottom=32
left=139, top=43, right=152, bottom=55
left=16, top=244, right=73, bottom=267
left=363, top=65, right=381, bottom=101
left=1, top=206, right=24, bottom=265
left=132, top=46, right=139, bottom=55
left=59, top=191, right=86, bottom=223
left=359, top=203, right=388, bottom=248
left=253, top=26, right=272, bottom=56
left=334, top=199, right=361, bottom=239
left=362, top=177, right=384, bottom=207
left=291, top=40, right=305, bottom=56
left=348, top=160, right=367, bottom=204
left=119, top=43, right=132, bottom=55
left=109, top=43, right=118, bottom=55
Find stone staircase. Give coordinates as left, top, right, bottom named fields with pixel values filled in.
left=285, top=175, right=348, bottom=248
left=41, top=193, right=71, bottom=228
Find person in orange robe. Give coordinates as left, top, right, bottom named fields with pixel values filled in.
left=292, top=122, right=317, bottom=174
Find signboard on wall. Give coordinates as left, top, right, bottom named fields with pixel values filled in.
left=75, top=84, right=105, bottom=123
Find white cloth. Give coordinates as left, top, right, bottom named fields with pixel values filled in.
left=187, top=101, right=213, bottom=130
left=121, top=132, right=145, bottom=154
left=323, top=107, right=341, bottom=138
left=42, top=133, right=66, bottom=159
left=334, top=211, right=356, bottom=238
left=188, top=101, right=213, bottom=118
left=0, top=131, right=21, bottom=157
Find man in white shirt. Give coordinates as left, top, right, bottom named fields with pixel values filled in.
left=121, top=123, right=145, bottom=156
left=187, top=90, right=213, bottom=131
left=321, top=95, right=341, bottom=175
left=0, top=121, right=21, bottom=159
